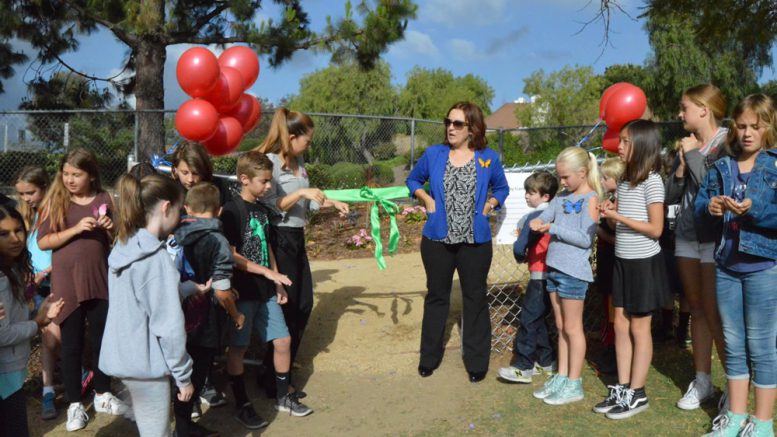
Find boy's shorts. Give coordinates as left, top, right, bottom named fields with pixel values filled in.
left=229, top=298, right=290, bottom=347
left=546, top=268, right=589, bottom=300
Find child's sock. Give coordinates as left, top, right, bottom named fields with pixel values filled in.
left=695, top=371, right=711, bottom=386
left=43, top=386, right=55, bottom=397
left=230, top=374, right=249, bottom=408
left=275, top=372, right=290, bottom=401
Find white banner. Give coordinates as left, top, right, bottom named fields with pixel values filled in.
left=494, top=172, right=535, bottom=245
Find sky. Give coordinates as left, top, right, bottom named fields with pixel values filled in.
left=1, top=0, right=775, bottom=112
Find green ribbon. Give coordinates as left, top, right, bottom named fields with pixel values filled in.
left=323, top=186, right=411, bottom=270
left=249, top=217, right=268, bottom=266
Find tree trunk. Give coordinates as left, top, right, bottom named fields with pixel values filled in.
left=134, top=39, right=167, bottom=161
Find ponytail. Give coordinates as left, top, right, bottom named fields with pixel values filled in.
left=254, top=108, right=314, bottom=160
left=586, top=152, right=605, bottom=199
left=115, top=174, right=183, bottom=243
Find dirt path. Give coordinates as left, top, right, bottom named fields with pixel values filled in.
left=32, top=252, right=507, bottom=436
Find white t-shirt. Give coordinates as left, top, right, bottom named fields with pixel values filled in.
left=615, top=172, right=665, bottom=259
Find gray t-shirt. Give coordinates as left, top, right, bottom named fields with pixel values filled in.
left=262, top=153, right=320, bottom=228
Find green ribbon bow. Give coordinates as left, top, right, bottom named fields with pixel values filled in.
left=323, top=186, right=411, bottom=270
left=249, top=217, right=269, bottom=266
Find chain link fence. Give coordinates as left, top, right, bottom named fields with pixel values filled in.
left=0, top=109, right=686, bottom=353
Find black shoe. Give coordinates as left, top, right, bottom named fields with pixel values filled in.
left=605, top=388, right=649, bottom=420
left=233, top=403, right=268, bottom=430
left=275, top=393, right=313, bottom=417
left=468, top=371, right=487, bottom=383
left=593, top=384, right=626, bottom=414
left=191, top=400, right=202, bottom=419
left=418, top=365, right=435, bottom=377
left=189, top=421, right=220, bottom=437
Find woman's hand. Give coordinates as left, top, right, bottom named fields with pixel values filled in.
left=423, top=197, right=436, bottom=214
left=722, top=197, right=752, bottom=216
left=302, top=188, right=327, bottom=204
left=75, top=217, right=97, bottom=234
left=332, top=200, right=349, bottom=217
left=177, top=383, right=195, bottom=402
left=481, top=200, right=497, bottom=216
left=708, top=195, right=727, bottom=216
left=267, top=271, right=292, bottom=287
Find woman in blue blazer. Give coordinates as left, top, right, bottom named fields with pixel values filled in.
left=406, top=102, right=509, bottom=382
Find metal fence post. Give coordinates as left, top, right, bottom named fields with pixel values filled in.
left=63, top=122, right=69, bottom=151
left=133, top=111, right=140, bottom=161
left=409, top=118, right=416, bottom=170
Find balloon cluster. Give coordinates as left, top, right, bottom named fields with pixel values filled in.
left=599, top=83, right=647, bottom=153
left=175, top=46, right=262, bottom=156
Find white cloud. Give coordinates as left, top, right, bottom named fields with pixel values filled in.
left=388, top=30, right=440, bottom=58
left=448, top=38, right=486, bottom=61
left=421, top=0, right=508, bottom=26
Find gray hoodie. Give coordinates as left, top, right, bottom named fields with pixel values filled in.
left=0, top=273, right=38, bottom=374
left=99, top=229, right=192, bottom=388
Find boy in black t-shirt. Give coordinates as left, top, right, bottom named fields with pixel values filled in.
left=221, top=151, right=313, bottom=429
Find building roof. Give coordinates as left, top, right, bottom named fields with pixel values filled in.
left=485, top=102, right=523, bottom=130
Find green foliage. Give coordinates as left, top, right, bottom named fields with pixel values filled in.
left=305, top=163, right=333, bottom=189
left=761, top=80, right=777, bottom=102
left=372, top=142, right=397, bottom=160
left=212, top=156, right=238, bottom=176
left=600, top=64, right=654, bottom=97
left=366, top=161, right=394, bottom=186
left=0, top=151, right=125, bottom=186
left=329, top=162, right=366, bottom=188
left=397, top=67, right=494, bottom=119
left=516, top=66, right=603, bottom=128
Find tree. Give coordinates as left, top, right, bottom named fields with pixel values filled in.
left=288, top=60, right=397, bottom=163
left=396, top=67, right=494, bottom=119
left=3, top=0, right=417, bottom=160
left=515, top=65, right=603, bottom=128
left=761, top=80, right=777, bottom=102
left=600, top=64, right=653, bottom=96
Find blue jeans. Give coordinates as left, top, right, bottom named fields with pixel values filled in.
left=512, top=279, right=554, bottom=370
left=716, top=264, right=777, bottom=388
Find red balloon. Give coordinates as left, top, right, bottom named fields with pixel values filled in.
left=203, top=66, right=245, bottom=113
left=203, top=116, right=244, bottom=156
left=175, top=99, right=219, bottom=141
left=599, top=82, right=630, bottom=119
left=227, top=94, right=261, bottom=132
left=219, top=46, right=260, bottom=89
left=244, top=99, right=262, bottom=133
left=176, top=47, right=220, bottom=98
left=602, top=128, right=620, bottom=153
left=604, top=85, right=647, bottom=130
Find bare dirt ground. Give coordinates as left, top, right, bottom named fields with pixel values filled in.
left=30, top=251, right=503, bottom=436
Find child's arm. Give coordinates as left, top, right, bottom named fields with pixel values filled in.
left=268, top=245, right=288, bottom=304
left=601, top=202, right=664, bottom=239
left=230, top=246, right=292, bottom=287
left=37, top=216, right=97, bottom=250
left=213, top=287, right=245, bottom=329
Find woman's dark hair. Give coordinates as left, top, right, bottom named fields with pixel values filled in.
left=621, top=119, right=663, bottom=186
left=0, top=206, right=32, bottom=303
left=443, top=101, right=488, bottom=150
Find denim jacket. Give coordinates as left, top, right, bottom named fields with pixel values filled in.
left=693, top=148, right=777, bottom=262
left=406, top=144, right=509, bottom=244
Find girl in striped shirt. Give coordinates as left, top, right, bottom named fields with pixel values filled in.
left=594, top=119, right=670, bottom=420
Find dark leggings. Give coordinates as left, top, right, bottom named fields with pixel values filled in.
left=59, top=299, right=111, bottom=402
left=263, top=227, right=314, bottom=379
left=419, top=237, right=493, bottom=372
left=173, top=344, right=215, bottom=436
left=0, top=388, right=29, bottom=437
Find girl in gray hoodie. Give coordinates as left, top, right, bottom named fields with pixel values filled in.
left=0, top=206, right=63, bottom=436
left=99, top=174, right=193, bottom=437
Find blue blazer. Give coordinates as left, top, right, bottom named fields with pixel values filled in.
left=406, top=144, right=510, bottom=244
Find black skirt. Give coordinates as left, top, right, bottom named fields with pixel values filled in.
left=612, top=252, right=671, bottom=315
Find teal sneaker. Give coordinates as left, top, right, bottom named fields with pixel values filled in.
left=532, top=374, right=567, bottom=400
left=544, top=377, right=584, bottom=405
left=701, top=411, right=748, bottom=437
left=739, top=416, right=775, bottom=437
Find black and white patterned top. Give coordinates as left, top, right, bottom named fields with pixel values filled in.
left=440, top=158, right=477, bottom=244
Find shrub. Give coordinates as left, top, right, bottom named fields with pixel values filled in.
left=372, top=142, right=397, bottom=161
left=329, top=162, right=366, bottom=189
left=366, top=162, right=394, bottom=186
left=213, top=156, right=238, bottom=176
left=305, top=163, right=332, bottom=189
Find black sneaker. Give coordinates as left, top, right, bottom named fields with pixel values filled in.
left=233, top=403, right=269, bottom=429
left=191, top=400, right=202, bottom=419
left=200, top=382, right=227, bottom=408
left=593, top=384, right=626, bottom=414
left=276, top=393, right=313, bottom=417
left=605, top=388, right=649, bottom=420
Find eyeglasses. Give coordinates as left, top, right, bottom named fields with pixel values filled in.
left=443, top=118, right=469, bottom=129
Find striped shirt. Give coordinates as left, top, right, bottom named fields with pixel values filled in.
left=615, top=172, right=664, bottom=259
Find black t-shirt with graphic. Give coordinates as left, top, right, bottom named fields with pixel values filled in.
left=221, top=198, right=274, bottom=301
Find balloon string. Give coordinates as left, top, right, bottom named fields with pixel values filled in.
left=151, top=140, right=181, bottom=169
left=575, top=118, right=603, bottom=148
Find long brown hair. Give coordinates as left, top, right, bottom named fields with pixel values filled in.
left=621, top=119, right=663, bottom=186
left=115, top=174, right=183, bottom=243
left=443, top=101, right=488, bottom=150
left=0, top=206, right=33, bottom=303
left=172, top=142, right=214, bottom=182
left=15, top=166, right=50, bottom=230
left=255, top=108, right=314, bottom=159
left=38, top=149, right=102, bottom=232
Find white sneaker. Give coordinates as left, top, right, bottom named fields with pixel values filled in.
left=676, top=379, right=713, bottom=410
left=533, top=361, right=558, bottom=376
left=66, top=402, right=89, bottom=432
left=497, top=366, right=533, bottom=383
left=94, top=392, right=130, bottom=417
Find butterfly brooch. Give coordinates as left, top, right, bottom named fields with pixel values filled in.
left=562, top=199, right=584, bottom=214
left=478, top=158, right=491, bottom=168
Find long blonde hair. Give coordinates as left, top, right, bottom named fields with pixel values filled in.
left=115, top=174, right=183, bottom=243
left=15, top=166, right=50, bottom=230
left=556, top=146, right=604, bottom=199
left=683, top=83, right=726, bottom=127
left=254, top=108, right=314, bottom=160
left=38, top=149, right=102, bottom=232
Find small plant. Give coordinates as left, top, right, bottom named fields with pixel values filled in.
left=401, top=205, right=427, bottom=223
left=346, top=228, right=373, bottom=250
